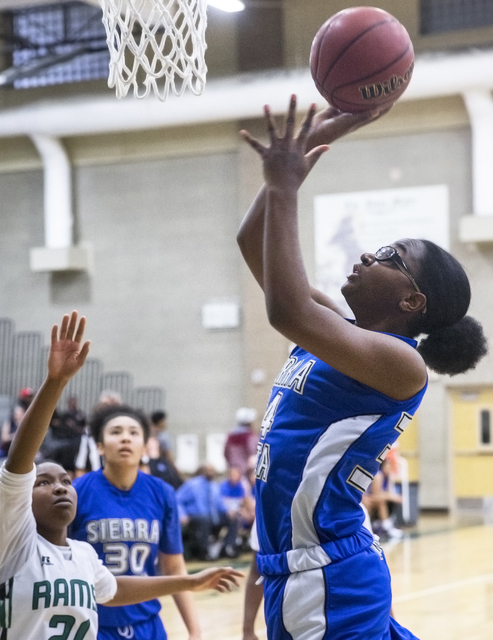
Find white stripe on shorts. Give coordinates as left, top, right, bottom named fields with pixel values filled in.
left=282, top=568, right=326, bottom=640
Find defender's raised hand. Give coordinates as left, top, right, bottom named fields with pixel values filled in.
left=48, top=311, right=90, bottom=383
left=6, top=311, right=91, bottom=474
left=240, top=95, right=329, bottom=192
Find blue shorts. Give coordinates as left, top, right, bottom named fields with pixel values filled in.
left=262, top=546, right=419, bottom=640
left=98, top=615, right=166, bottom=640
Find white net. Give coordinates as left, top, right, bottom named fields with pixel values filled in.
left=98, top=0, right=208, bottom=100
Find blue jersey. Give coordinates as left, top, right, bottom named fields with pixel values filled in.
left=71, top=469, right=183, bottom=629
left=255, top=339, right=427, bottom=575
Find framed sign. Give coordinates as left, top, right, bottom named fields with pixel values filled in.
left=314, top=185, right=449, bottom=311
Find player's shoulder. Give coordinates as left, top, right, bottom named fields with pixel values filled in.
left=68, top=537, right=102, bottom=562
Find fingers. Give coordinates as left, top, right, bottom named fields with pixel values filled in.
left=204, top=567, right=243, bottom=592
left=59, top=314, right=70, bottom=341
left=370, top=104, right=393, bottom=121
left=66, top=310, right=78, bottom=341
left=240, top=130, right=266, bottom=156
left=283, top=94, right=297, bottom=141
left=264, top=105, right=277, bottom=144
left=298, top=103, right=317, bottom=147
left=78, top=340, right=91, bottom=366
left=74, top=315, right=86, bottom=345
left=214, top=578, right=233, bottom=592
left=305, top=144, right=330, bottom=171
left=55, top=311, right=85, bottom=343
left=333, top=106, right=389, bottom=129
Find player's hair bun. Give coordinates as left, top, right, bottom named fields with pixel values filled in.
left=417, top=315, right=487, bottom=375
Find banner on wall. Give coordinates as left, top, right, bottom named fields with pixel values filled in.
left=314, top=184, right=449, bottom=312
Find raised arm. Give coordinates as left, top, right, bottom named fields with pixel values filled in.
left=6, top=311, right=90, bottom=475
left=237, top=106, right=384, bottom=316
left=240, top=98, right=426, bottom=400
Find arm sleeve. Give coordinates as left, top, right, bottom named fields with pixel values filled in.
left=91, top=551, right=118, bottom=604
left=159, top=486, right=184, bottom=555
left=0, top=463, right=37, bottom=585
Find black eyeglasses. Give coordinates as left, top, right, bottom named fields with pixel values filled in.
left=375, top=246, right=421, bottom=293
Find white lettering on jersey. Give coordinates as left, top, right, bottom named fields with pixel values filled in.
left=394, top=412, right=413, bottom=434
left=376, top=444, right=392, bottom=464
left=274, top=356, right=301, bottom=387
left=32, top=578, right=97, bottom=611
left=86, top=521, right=98, bottom=543
left=290, top=360, right=316, bottom=394
left=150, top=520, right=160, bottom=544
left=260, top=392, right=283, bottom=439
left=84, top=519, right=160, bottom=543
left=346, top=465, right=374, bottom=493
left=103, top=542, right=151, bottom=575
left=109, top=519, right=120, bottom=541
left=256, top=443, right=271, bottom=483
left=121, top=518, right=135, bottom=541
left=273, top=356, right=316, bottom=395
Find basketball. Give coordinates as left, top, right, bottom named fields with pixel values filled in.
left=310, top=6, right=414, bottom=113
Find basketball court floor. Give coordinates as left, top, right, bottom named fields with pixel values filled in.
left=160, top=515, right=493, bottom=640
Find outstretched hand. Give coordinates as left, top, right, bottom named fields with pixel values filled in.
left=48, top=311, right=90, bottom=383
left=240, top=95, right=329, bottom=192
left=306, top=104, right=391, bottom=151
left=190, top=566, right=244, bottom=593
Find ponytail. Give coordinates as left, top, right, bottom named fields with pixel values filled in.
left=408, top=240, right=487, bottom=375
left=417, top=315, right=487, bottom=375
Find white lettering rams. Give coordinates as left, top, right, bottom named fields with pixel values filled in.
left=86, top=518, right=160, bottom=544
left=274, top=356, right=316, bottom=395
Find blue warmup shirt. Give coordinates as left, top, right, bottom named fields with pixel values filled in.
left=71, top=469, right=183, bottom=629
left=220, top=479, right=246, bottom=511
left=176, top=476, right=228, bottom=522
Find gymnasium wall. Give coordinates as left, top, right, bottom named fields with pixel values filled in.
left=0, top=129, right=245, bottom=441
left=2, top=94, right=493, bottom=507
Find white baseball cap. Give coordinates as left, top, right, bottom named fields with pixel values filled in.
left=235, top=407, right=257, bottom=424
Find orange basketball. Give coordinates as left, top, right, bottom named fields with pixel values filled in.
left=310, top=6, right=414, bottom=113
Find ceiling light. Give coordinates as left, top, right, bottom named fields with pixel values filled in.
left=207, top=0, right=245, bottom=12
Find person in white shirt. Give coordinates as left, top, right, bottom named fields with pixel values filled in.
left=0, top=311, right=242, bottom=640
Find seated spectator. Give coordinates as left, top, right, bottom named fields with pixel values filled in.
left=61, top=396, right=87, bottom=434
left=41, top=397, right=87, bottom=477
left=362, top=458, right=403, bottom=539
left=224, top=407, right=259, bottom=477
left=148, top=436, right=184, bottom=490
left=221, top=467, right=255, bottom=551
left=240, top=464, right=256, bottom=536
left=176, top=464, right=239, bottom=560
left=0, top=388, right=34, bottom=459
left=220, top=467, right=246, bottom=512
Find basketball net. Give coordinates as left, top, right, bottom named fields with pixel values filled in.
left=98, top=0, right=208, bottom=100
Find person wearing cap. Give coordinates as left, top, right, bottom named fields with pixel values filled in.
left=224, top=407, right=259, bottom=477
